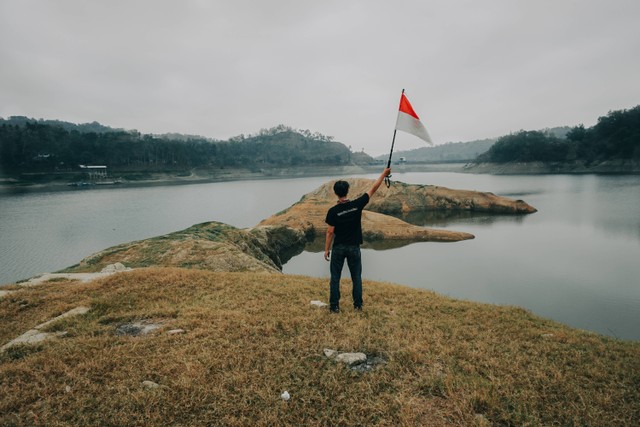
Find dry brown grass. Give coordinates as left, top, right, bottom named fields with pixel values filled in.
left=1, top=268, right=639, bottom=426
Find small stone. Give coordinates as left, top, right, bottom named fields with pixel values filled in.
left=116, top=321, right=161, bottom=336
left=310, top=300, right=328, bottom=308
left=280, top=390, right=290, bottom=401
left=0, top=306, right=89, bottom=353
left=335, top=352, right=367, bottom=366
left=142, top=380, right=159, bottom=389
left=101, top=263, right=131, bottom=273
left=542, top=333, right=555, bottom=339
left=64, top=386, right=72, bottom=393
left=167, top=329, right=186, bottom=335
left=0, top=330, right=68, bottom=352
left=0, top=290, right=16, bottom=299
left=350, top=355, right=388, bottom=372
left=474, top=413, right=490, bottom=426
left=323, top=348, right=338, bottom=359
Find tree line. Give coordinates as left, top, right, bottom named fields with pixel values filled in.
left=478, top=106, right=640, bottom=164
left=0, top=121, right=359, bottom=175
left=3, top=105, right=637, bottom=176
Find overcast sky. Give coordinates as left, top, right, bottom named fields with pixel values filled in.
left=2, top=1, right=639, bottom=156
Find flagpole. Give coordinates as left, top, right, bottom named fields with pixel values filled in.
left=385, top=89, right=404, bottom=187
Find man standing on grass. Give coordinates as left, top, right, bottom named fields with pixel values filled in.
left=324, top=167, right=391, bottom=313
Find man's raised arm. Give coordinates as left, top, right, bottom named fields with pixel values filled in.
left=367, top=167, right=392, bottom=199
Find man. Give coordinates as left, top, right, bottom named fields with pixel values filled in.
left=324, top=167, right=392, bottom=313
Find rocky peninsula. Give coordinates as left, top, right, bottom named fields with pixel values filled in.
left=62, top=178, right=535, bottom=275
left=260, top=178, right=535, bottom=245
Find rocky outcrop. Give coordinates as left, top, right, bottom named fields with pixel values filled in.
left=363, top=180, right=537, bottom=215
left=260, top=178, right=536, bottom=243
left=62, top=178, right=536, bottom=275
left=65, top=222, right=307, bottom=274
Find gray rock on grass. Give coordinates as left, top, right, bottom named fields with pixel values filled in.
left=323, top=348, right=387, bottom=372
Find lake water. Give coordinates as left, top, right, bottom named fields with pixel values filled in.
left=1, top=172, right=639, bottom=340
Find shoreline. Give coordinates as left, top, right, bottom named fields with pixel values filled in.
left=0, top=163, right=469, bottom=194
left=3, top=160, right=640, bottom=195
left=463, top=159, right=640, bottom=175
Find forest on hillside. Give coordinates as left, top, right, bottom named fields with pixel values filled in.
left=0, top=121, right=368, bottom=175
left=477, top=106, right=640, bottom=164
left=2, top=105, right=638, bottom=178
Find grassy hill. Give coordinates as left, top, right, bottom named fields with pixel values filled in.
left=1, top=268, right=639, bottom=425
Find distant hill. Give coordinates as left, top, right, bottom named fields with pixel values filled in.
left=378, top=138, right=497, bottom=163
left=477, top=108, right=640, bottom=164
left=0, top=120, right=373, bottom=177
left=377, top=127, right=572, bottom=163
left=0, top=116, right=127, bottom=134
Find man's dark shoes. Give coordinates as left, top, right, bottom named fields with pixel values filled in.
left=354, top=306, right=363, bottom=312
left=330, top=306, right=340, bottom=314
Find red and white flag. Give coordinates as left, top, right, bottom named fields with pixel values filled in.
left=395, top=92, right=433, bottom=145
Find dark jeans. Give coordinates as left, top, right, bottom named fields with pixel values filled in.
left=329, top=244, right=363, bottom=309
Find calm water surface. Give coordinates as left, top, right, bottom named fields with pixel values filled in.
left=1, top=172, right=639, bottom=340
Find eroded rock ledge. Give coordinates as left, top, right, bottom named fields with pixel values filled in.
left=260, top=178, right=536, bottom=244
left=66, top=222, right=307, bottom=274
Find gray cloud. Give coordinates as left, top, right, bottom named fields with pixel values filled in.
left=2, top=0, right=639, bottom=155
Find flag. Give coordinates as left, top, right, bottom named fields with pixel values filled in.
left=395, top=92, right=433, bottom=145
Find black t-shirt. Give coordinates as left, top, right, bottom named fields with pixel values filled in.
left=325, top=193, right=370, bottom=246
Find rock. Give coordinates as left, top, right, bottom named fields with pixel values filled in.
left=0, top=290, right=16, bottom=298
left=167, top=329, right=186, bottom=335
left=141, top=380, right=159, bottom=389
left=116, top=321, right=161, bottom=336
left=24, top=273, right=97, bottom=286
left=335, top=352, right=367, bottom=366
left=280, top=390, right=290, bottom=401
left=1, top=330, right=68, bottom=351
left=248, top=225, right=308, bottom=268
left=311, top=300, right=328, bottom=308
left=323, top=349, right=388, bottom=372
left=323, top=348, right=338, bottom=359
left=64, top=385, right=72, bottom=393
left=101, top=262, right=131, bottom=273
left=1, top=306, right=90, bottom=353
left=259, top=179, right=481, bottom=244
left=350, top=357, right=387, bottom=373
left=69, top=222, right=306, bottom=275
left=260, top=178, right=537, bottom=246
left=474, top=413, right=490, bottom=426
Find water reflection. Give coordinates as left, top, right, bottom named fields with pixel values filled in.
left=302, top=209, right=529, bottom=253
left=304, top=236, right=425, bottom=252
left=397, top=210, right=529, bottom=228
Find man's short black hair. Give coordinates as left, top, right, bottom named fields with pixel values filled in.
left=333, top=180, right=349, bottom=198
